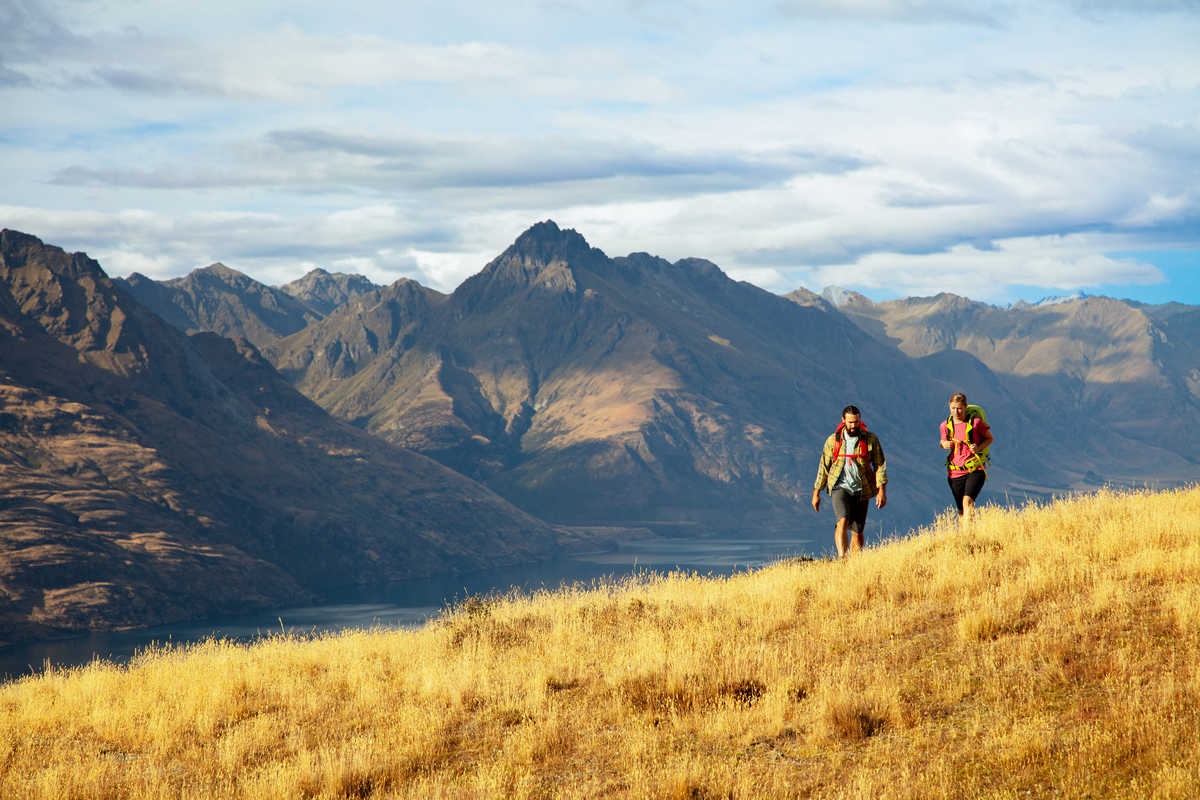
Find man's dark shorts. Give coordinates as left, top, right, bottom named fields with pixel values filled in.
left=948, top=471, right=986, bottom=514
left=830, top=487, right=869, bottom=533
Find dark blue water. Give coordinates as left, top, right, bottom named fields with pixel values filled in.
left=0, top=534, right=819, bottom=682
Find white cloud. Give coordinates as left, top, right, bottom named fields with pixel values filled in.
left=800, top=235, right=1165, bottom=302
left=90, top=249, right=178, bottom=280
left=3, top=1, right=1199, bottom=304
left=1119, top=192, right=1200, bottom=228
left=404, top=249, right=497, bottom=291
left=775, top=0, right=1006, bottom=25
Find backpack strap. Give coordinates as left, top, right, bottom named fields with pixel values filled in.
left=945, top=415, right=987, bottom=474
left=833, top=425, right=875, bottom=477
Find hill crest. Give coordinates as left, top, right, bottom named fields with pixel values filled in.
left=3, top=487, right=1197, bottom=796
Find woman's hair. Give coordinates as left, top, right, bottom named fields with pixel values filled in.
left=949, top=392, right=968, bottom=405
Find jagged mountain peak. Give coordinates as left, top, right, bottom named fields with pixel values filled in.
left=1010, top=291, right=1090, bottom=310
left=353, top=275, right=443, bottom=314
left=503, top=220, right=607, bottom=269
left=610, top=253, right=730, bottom=293
left=384, top=275, right=441, bottom=296
left=514, top=218, right=578, bottom=246
left=821, top=285, right=873, bottom=309
left=673, top=257, right=725, bottom=281
left=3, top=228, right=115, bottom=311
left=2, top=228, right=107, bottom=284
left=2, top=228, right=46, bottom=250
left=279, top=267, right=379, bottom=316
left=0, top=228, right=207, bottom=382
left=157, top=262, right=259, bottom=291
left=116, top=260, right=321, bottom=349
left=887, top=292, right=980, bottom=312
left=283, top=266, right=376, bottom=288
left=455, top=221, right=603, bottom=306
left=926, top=292, right=976, bottom=309
left=620, top=251, right=671, bottom=267
left=784, top=286, right=834, bottom=310
left=191, top=262, right=251, bottom=281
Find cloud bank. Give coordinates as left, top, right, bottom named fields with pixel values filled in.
left=2, top=0, right=1198, bottom=303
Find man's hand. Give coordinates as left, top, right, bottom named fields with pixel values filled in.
left=875, top=486, right=887, bottom=509
left=940, top=439, right=953, bottom=450
left=811, top=489, right=821, bottom=512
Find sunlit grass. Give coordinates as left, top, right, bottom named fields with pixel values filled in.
left=3, top=487, right=1199, bottom=798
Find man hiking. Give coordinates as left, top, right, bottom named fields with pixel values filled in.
left=940, top=392, right=994, bottom=530
left=811, top=405, right=888, bottom=557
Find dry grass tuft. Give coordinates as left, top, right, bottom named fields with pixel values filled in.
left=3, top=486, right=1200, bottom=798
left=815, top=685, right=893, bottom=742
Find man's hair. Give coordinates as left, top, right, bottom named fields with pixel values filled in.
left=949, top=392, right=968, bottom=405
left=842, top=405, right=861, bottom=417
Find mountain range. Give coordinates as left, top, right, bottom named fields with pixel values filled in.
left=94, top=222, right=1200, bottom=526
left=0, top=230, right=559, bottom=644
left=266, top=222, right=981, bottom=532
left=116, top=264, right=378, bottom=351
left=3, top=221, right=1197, bottom=643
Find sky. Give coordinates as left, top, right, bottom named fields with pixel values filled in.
left=2, top=0, right=1199, bottom=306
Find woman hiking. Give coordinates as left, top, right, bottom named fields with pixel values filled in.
left=940, top=392, right=993, bottom=530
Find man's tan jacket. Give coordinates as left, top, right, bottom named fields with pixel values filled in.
left=813, top=429, right=887, bottom=497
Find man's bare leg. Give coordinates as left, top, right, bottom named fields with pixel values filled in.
left=850, top=529, right=864, bottom=553
left=835, top=518, right=850, bottom=558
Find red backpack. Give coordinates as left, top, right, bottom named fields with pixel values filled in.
left=831, top=421, right=875, bottom=480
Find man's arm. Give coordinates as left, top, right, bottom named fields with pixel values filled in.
left=812, top=436, right=831, bottom=512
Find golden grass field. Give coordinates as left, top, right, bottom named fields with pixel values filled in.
left=3, top=487, right=1199, bottom=799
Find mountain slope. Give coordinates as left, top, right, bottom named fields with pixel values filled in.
left=0, top=230, right=560, bottom=644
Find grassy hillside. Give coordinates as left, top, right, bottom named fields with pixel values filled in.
left=3, top=488, right=1199, bottom=799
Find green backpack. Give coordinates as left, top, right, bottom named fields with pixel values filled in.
left=945, top=404, right=989, bottom=473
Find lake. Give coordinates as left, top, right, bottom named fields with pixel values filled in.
left=0, top=533, right=821, bottom=682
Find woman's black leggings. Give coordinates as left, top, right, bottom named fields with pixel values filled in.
left=948, top=471, right=986, bottom=514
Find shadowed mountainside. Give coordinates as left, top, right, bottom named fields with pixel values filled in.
left=117, top=264, right=326, bottom=351
left=0, top=229, right=560, bottom=644
left=116, top=264, right=379, bottom=350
